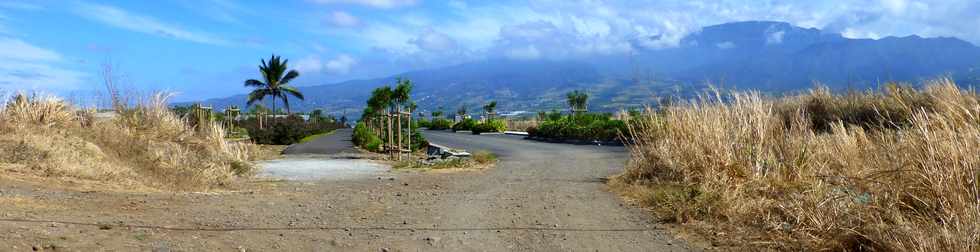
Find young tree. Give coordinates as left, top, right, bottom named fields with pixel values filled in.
left=245, top=55, right=304, bottom=117
left=482, top=101, right=497, bottom=121
left=310, top=109, right=323, bottom=124
left=566, top=90, right=588, bottom=114
left=456, top=105, right=467, bottom=122
left=432, top=107, right=444, bottom=119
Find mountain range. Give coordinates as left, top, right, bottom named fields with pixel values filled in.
left=192, top=21, right=980, bottom=117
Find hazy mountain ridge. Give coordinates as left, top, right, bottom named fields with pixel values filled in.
left=193, top=21, right=980, bottom=116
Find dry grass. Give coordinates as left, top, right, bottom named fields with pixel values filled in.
left=505, top=119, right=539, bottom=132
left=0, top=93, right=254, bottom=191
left=613, top=78, right=980, bottom=251
left=394, top=150, right=497, bottom=170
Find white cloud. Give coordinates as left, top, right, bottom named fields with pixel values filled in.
left=715, top=41, right=736, bottom=49
left=0, top=37, right=62, bottom=61
left=309, top=0, right=418, bottom=9
left=306, top=0, right=980, bottom=80
left=409, top=28, right=458, bottom=52
left=324, top=11, right=361, bottom=27
left=505, top=45, right=541, bottom=60
left=0, top=37, right=86, bottom=91
left=448, top=0, right=467, bottom=9
left=294, top=56, right=323, bottom=73
left=325, top=54, right=357, bottom=74
left=766, top=30, right=785, bottom=45
left=72, top=2, right=229, bottom=46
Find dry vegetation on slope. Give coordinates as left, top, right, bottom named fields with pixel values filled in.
left=0, top=93, right=254, bottom=191
left=613, top=78, right=979, bottom=251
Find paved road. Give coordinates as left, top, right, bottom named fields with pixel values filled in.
left=0, top=129, right=694, bottom=251
left=282, top=128, right=356, bottom=155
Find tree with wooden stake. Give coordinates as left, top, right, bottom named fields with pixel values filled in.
left=391, top=79, right=412, bottom=160
left=566, top=90, right=588, bottom=115
left=456, top=105, right=467, bottom=122
left=482, top=101, right=497, bottom=122
left=225, top=105, right=240, bottom=129
left=249, top=104, right=269, bottom=129
left=310, top=109, right=323, bottom=125
left=407, top=101, right=418, bottom=159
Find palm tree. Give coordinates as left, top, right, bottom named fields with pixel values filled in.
left=245, top=55, right=304, bottom=118
left=566, top=90, right=588, bottom=114
left=482, top=101, right=497, bottom=121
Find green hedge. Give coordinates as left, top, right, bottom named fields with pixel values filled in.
left=452, top=118, right=477, bottom=131
left=472, top=119, right=507, bottom=134
left=526, top=113, right=625, bottom=142
left=240, top=115, right=345, bottom=145
left=427, top=118, right=453, bottom=130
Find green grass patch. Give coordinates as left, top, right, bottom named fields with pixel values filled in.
left=298, top=129, right=336, bottom=144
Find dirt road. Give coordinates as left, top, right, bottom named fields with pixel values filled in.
left=0, top=130, right=695, bottom=251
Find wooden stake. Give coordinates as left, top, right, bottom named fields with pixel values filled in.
left=397, top=107, right=402, bottom=161
left=407, top=107, right=412, bottom=160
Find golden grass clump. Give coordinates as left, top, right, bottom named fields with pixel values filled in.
left=505, top=119, right=539, bottom=132
left=614, top=78, right=980, bottom=251
left=0, top=92, right=254, bottom=191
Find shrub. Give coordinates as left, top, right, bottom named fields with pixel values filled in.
left=614, top=78, right=980, bottom=251
left=352, top=122, right=382, bottom=152
left=472, top=119, right=507, bottom=134
left=428, top=118, right=454, bottom=130
left=415, top=118, right=431, bottom=128
left=452, top=118, right=477, bottom=131
left=527, top=113, right=625, bottom=142
left=240, top=115, right=343, bottom=145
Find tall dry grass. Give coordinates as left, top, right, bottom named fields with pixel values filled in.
left=614, top=78, right=979, bottom=251
left=0, top=92, right=253, bottom=191
left=505, top=119, right=539, bottom=132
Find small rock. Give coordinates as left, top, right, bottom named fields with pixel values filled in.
left=381, top=248, right=390, bottom=252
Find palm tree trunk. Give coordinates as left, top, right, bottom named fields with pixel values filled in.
left=271, top=96, right=277, bottom=124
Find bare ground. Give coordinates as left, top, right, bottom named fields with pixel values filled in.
left=0, top=130, right=698, bottom=251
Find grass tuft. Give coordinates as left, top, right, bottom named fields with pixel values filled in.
left=614, top=78, right=980, bottom=251
left=0, top=92, right=255, bottom=191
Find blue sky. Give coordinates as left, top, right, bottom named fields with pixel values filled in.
left=1, top=0, right=979, bottom=102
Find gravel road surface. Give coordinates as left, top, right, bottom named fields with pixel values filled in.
left=0, top=129, right=695, bottom=251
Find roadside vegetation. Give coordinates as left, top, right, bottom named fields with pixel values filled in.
left=353, top=78, right=428, bottom=155
left=526, top=90, right=627, bottom=142
left=613, top=78, right=980, bottom=251
left=0, top=93, right=253, bottom=191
